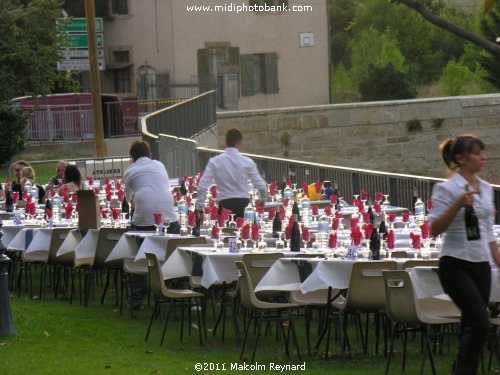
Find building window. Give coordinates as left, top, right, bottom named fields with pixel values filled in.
left=112, top=0, right=128, bottom=15
left=197, top=46, right=240, bottom=108
left=240, top=53, right=279, bottom=96
left=113, top=50, right=129, bottom=63
left=114, top=68, right=131, bottom=93
left=249, top=0, right=288, bottom=10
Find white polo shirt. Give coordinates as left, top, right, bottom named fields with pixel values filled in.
left=123, top=157, right=177, bottom=226
left=428, top=172, right=496, bottom=263
left=196, top=147, right=268, bottom=210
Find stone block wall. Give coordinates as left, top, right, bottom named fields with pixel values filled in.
left=215, top=94, right=500, bottom=184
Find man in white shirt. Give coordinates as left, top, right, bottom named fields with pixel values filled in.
left=123, top=140, right=179, bottom=313
left=196, top=128, right=268, bottom=219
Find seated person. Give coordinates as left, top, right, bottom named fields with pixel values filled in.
left=11, top=160, right=31, bottom=195
left=48, top=160, right=68, bottom=188
left=19, top=166, right=46, bottom=204
left=57, top=165, right=83, bottom=194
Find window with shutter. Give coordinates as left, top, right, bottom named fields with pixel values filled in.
left=112, top=0, right=128, bottom=15
left=241, top=55, right=257, bottom=96
left=241, top=53, right=279, bottom=96
left=263, top=53, right=279, bottom=94
left=197, top=49, right=213, bottom=93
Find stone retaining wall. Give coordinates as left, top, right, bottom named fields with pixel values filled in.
left=216, top=94, right=500, bottom=184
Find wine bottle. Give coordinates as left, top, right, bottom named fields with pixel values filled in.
left=379, top=220, right=387, bottom=240
left=368, top=205, right=375, bottom=224
left=272, top=212, right=282, bottom=238
left=180, top=180, right=188, bottom=196
left=370, top=227, right=381, bottom=260
left=290, top=221, right=301, bottom=252
left=45, top=198, right=52, bottom=211
left=121, top=196, right=130, bottom=218
left=5, top=189, right=14, bottom=213
left=464, top=204, right=480, bottom=241
left=192, top=210, right=201, bottom=237
left=292, top=201, right=300, bottom=222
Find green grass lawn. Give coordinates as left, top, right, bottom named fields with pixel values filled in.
left=0, top=279, right=484, bottom=375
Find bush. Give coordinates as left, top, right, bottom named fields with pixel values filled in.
left=0, top=103, right=28, bottom=165
left=359, top=63, right=416, bottom=101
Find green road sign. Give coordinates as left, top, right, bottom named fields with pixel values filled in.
left=61, top=18, right=104, bottom=33
left=64, top=33, right=104, bottom=48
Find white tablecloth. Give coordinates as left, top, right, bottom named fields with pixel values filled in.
left=161, top=247, right=305, bottom=289
left=410, top=266, right=500, bottom=303
left=3, top=221, right=36, bottom=247
left=105, top=231, right=155, bottom=262
left=107, top=232, right=207, bottom=274
left=255, top=258, right=413, bottom=295
left=162, top=246, right=245, bottom=288
left=255, top=258, right=357, bottom=294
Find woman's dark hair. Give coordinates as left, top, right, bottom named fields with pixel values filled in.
left=226, top=128, right=243, bottom=148
left=64, top=165, right=82, bottom=185
left=129, top=140, right=150, bottom=161
left=439, top=134, right=485, bottom=173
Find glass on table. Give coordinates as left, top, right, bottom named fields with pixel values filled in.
left=275, top=231, right=285, bottom=250
left=257, top=233, right=267, bottom=252
left=227, top=214, right=237, bottom=229
left=163, top=218, right=171, bottom=235
left=358, top=239, right=370, bottom=260
left=337, top=241, right=349, bottom=259
left=153, top=213, right=163, bottom=235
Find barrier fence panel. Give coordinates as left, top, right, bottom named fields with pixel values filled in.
left=10, top=157, right=132, bottom=184
left=26, top=109, right=94, bottom=142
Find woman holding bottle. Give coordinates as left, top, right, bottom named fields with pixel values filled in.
left=429, top=134, right=500, bottom=375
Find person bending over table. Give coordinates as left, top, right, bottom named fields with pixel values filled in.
left=429, top=134, right=500, bottom=375
left=196, top=128, right=268, bottom=221
left=123, top=140, right=179, bottom=312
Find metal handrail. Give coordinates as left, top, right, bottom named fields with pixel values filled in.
left=196, top=147, right=500, bottom=221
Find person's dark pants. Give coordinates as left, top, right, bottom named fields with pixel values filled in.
left=218, top=198, right=249, bottom=219
left=438, top=256, right=491, bottom=375
left=128, top=221, right=181, bottom=311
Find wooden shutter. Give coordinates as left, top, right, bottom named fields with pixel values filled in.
left=197, top=49, right=212, bottom=93
left=241, top=54, right=257, bottom=96
left=263, top=52, right=279, bottom=94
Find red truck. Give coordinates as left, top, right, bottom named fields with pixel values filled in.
left=10, top=93, right=140, bottom=141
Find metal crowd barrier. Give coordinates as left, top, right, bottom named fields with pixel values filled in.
left=7, top=157, right=132, bottom=184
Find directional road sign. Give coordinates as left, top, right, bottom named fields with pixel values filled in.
left=64, top=33, right=104, bottom=49
left=57, top=58, right=105, bottom=71
left=60, top=18, right=104, bottom=33
left=60, top=48, right=104, bottom=58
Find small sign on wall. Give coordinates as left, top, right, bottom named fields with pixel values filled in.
left=299, top=32, right=315, bottom=47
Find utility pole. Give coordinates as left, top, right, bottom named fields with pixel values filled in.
left=84, top=0, right=106, bottom=157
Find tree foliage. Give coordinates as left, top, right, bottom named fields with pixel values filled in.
left=478, top=1, right=500, bottom=88
left=329, top=0, right=356, bottom=66
left=351, top=0, right=469, bottom=85
left=359, top=63, right=417, bottom=101
left=395, top=0, right=500, bottom=55
left=0, top=0, right=77, bottom=103
left=0, top=103, right=28, bottom=165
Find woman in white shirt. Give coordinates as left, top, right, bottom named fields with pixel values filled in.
left=429, top=134, right=500, bottom=375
